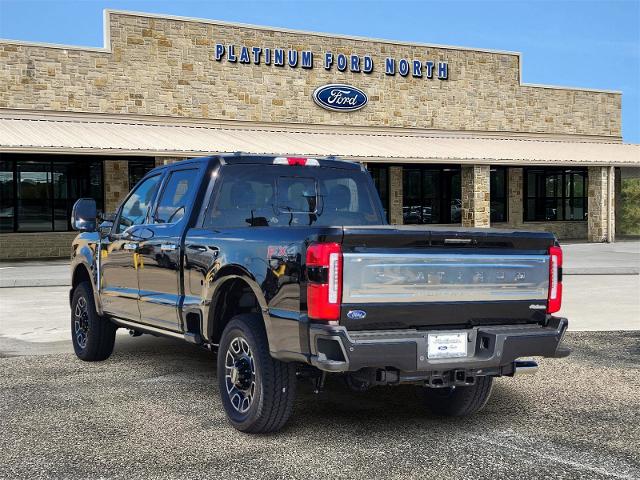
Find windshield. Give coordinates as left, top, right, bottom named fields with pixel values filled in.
left=205, top=164, right=384, bottom=227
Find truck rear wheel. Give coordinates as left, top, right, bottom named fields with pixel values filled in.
left=217, top=313, right=296, bottom=433
left=422, top=376, right=493, bottom=417
left=71, top=281, right=116, bottom=361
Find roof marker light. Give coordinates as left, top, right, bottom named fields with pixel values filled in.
left=273, top=157, right=319, bottom=166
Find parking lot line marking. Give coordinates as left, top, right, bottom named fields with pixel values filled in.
left=470, top=433, right=638, bottom=479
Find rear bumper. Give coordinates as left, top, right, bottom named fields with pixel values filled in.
left=308, top=316, right=569, bottom=373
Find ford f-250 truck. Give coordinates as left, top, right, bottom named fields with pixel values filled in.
left=70, top=154, right=569, bottom=433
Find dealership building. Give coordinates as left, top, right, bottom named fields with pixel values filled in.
left=0, top=10, right=639, bottom=259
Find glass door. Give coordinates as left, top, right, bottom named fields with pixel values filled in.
left=17, top=162, right=52, bottom=232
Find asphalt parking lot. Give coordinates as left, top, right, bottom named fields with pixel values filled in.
left=0, top=241, right=638, bottom=479
left=0, top=331, right=639, bottom=480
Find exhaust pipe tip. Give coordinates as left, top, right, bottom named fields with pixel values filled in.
left=514, top=360, right=539, bottom=376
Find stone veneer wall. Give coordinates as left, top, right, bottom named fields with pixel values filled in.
left=0, top=12, right=621, bottom=137
left=587, top=166, right=614, bottom=242
left=104, top=159, right=130, bottom=212
left=461, top=165, right=490, bottom=227
left=388, top=166, right=403, bottom=224
left=0, top=232, right=77, bottom=260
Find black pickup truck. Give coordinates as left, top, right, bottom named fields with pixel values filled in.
left=70, top=154, right=569, bottom=433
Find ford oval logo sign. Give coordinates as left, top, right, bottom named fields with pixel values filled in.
left=313, top=84, right=368, bottom=112
left=347, top=310, right=367, bottom=320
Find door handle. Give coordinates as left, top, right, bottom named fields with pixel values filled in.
left=160, top=243, right=177, bottom=252
left=123, top=242, right=137, bottom=251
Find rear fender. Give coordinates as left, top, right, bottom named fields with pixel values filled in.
left=202, top=266, right=273, bottom=345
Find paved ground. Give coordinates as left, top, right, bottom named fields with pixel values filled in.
left=562, top=241, right=639, bottom=275
left=0, top=331, right=638, bottom=480
left=0, top=242, right=638, bottom=479
left=0, top=259, right=68, bottom=287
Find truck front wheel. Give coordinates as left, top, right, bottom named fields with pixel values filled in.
left=422, top=376, right=493, bottom=417
left=71, top=281, right=116, bottom=361
left=217, top=313, right=296, bottom=433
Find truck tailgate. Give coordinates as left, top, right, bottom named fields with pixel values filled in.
left=339, top=226, right=554, bottom=330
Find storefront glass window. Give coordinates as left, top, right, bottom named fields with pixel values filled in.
left=367, top=165, right=389, bottom=221
left=0, top=161, right=14, bottom=232
left=0, top=155, right=105, bottom=232
left=402, top=166, right=460, bottom=224
left=524, top=168, right=588, bottom=221
left=17, top=162, right=52, bottom=232
left=129, top=159, right=156, bottom=189
left=490, top=167, right=508, bottom=223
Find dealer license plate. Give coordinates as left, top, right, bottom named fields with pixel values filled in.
left=427, top=332, right=468, bottom=359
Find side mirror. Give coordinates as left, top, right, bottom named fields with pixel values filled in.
left=71, top=198, right=97, bottom=232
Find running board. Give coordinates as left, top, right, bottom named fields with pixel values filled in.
left=110, top=318, right=184, bottom=340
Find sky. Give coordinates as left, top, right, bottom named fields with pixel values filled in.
left=0, top=0, right=638, bottom=142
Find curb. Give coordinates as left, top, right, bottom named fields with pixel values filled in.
left=563, top=268, right=640, bottom=276
left=0, top=280, right=70, bottom=288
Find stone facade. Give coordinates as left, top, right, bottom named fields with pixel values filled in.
left=587, top=166, right=615, bottom=242
left=461, top=165, right=490, bottom=228
left=0, top=11, right=626, bottom=259
left=0, top=11, right=621, bottom=138
left=388, top=166, right=403, bottom=225
left=104, top=159, right=130, bottom=212
left=0, top=232, right=77, bottom=260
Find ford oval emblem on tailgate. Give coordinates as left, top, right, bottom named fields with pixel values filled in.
left=347, top=310, right=367, bottom=320
left=313, top=84, right=368, bottom=112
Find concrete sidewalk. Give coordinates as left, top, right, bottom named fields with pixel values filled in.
left=562, top=240, right=640, bottom=275
left=1, top=240, right=638, bottom=288
left=0, top=260, right=69, bottom=288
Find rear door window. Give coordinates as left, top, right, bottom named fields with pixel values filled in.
left=153, top=168, right=199, bottom=224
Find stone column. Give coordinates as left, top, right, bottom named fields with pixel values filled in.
left=104, top=160, right=129, bottom=213
left=507, top=167, right=524, bottom=226
left=461, top=165, right=490, bottom=228
left=155, top=156, right=185, bottom=166
left=389, top=166, right=403, bottom=225
left=614, top=167, right=622, bottom=239
left=588, top=166, right=615, bottom=242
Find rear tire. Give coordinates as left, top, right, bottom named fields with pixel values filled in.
left=217, top=313, right=296, bottom=433
left=71, top=281, right=116, bottom=361
left=423, top=376, right=493, bottom=416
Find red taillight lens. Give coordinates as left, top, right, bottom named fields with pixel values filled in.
left=306, top=242, right=342, bottom=321
left=547, top=245, right=563, bottom=314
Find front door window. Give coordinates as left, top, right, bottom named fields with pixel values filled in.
left=116, top=175, right=162, bottom=234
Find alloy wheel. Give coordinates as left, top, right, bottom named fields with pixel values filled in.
left=224, top=337, right=256, bottom=414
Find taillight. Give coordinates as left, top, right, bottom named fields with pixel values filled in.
left=547, top=245, right=563, bottom=314
left=306, top=242, right=342, bottom=321
left=273, top=157, right=320, bottom=166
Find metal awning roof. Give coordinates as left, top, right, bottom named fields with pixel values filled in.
left=1, top=112, right=638, bottom=167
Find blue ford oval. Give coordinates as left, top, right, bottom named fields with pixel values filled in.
left=347, top=310, right=367, bottom=320
left=313, top=84, right=368, bottom=112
